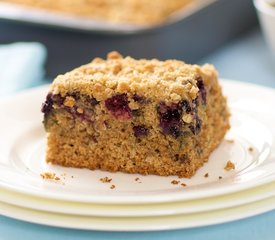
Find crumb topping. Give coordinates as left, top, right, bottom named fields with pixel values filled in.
left=51, top=51, right=217, bottom=103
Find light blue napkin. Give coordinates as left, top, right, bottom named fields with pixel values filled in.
left=0, top=42, right=47, bottom=96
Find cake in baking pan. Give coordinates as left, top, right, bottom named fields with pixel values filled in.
left=0, top=0, right=193, bottom=24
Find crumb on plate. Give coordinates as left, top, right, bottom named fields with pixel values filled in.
left=171, top=180, right=180, bottom=185
left=100, top=176, right=112, bottom=183
left=248, top=147, right=254, bottom=152
left=224, top=160, right=235, bottom=171
left=40, top=172, right=61, bottom=181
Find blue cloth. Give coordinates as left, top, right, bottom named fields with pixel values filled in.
left=0, top=30, right=275, bottom=240
left=0, top=42, right=46, bottom=96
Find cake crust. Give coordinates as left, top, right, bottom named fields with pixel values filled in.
left=42, top=52, right=230, bottom=178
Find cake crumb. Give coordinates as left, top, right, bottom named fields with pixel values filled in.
left=204, top=173, right=209, bottom=178
left=219, top=176, right=223, bottom=180
left=224, top=161, right=235, bottom=171
left=171, top=180, right=180, bottom=185
left=248, top=147, right=254, bottom=152
left=100, top=176, right=112, bottom=183
left=135, top=177, right=141, bottom=183
left=226, top=139, right=235, bottom=143
left=181, top=183, right=187, bottom=187
left=71, top=175, right=74, bottom=178
left=110, top=185, right=116, bottom=189
left=40, top=172, right=61, bottom=182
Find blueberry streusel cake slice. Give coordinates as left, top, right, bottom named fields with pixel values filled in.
left=42, top=51, right=230, bottom=178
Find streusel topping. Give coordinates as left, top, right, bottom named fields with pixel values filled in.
left=51, top=51, right=217, bottom=102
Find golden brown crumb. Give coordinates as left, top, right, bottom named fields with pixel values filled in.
left=171, top=180, right=180, bottom=185
left=181, top=183, right=187, bottom=187
left=76, top=107, right=84, bottom=114
left=63, top=96, right=75, bottom=107
left=41, top=172, right=56, bottom=180
left=219, top=176, right=223, bottom=179
left=100, top=176, right=112, bottom=183
left=248, top=147, right=254, bottom=152
left=40, top=172, right=61, bottom=182
left=110, top=185, right=116, bottom=189
left=224, top=161, right=235, bottom=171
left=135, top=177, right=140, bottom=181
left=204, top=173, right=209, bottom=178
left=226, top=139, right=235, bottom=143
left=107, top=51, right=123, bottom=60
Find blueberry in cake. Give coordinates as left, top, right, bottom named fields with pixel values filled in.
left=42, top=51, right=230, bottom=178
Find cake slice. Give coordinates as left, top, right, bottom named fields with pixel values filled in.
left=42, top=52, right=230, bottom=178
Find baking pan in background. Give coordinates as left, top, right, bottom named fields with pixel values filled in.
left=0, top=0, right=258, bottom=78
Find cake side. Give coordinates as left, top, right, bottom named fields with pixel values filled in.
left=42, top=52, right=230, bottom=178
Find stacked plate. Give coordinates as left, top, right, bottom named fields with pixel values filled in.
left=0, top=80, right=275, bottom=231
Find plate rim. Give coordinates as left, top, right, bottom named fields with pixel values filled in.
left=0, top=195, right=275, bottom=231
left=0, top=181, right=275, bottom=217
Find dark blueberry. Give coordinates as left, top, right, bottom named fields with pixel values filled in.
left=157, top=102, right=183, bottom=138
left=168, top=124, right=182, bottom=138
left=133, top=94, right=144, bottom=103
left=51, top=94, right=64, bottom=106
left=41, top=93, right=53, bottom=115
left=67, top=92, right=80, bottom=101
left=180, top=100, right=192, bottom=113
left=189, top=115, right=202, bottom=135
left=90, top=98, right=99, bottom=106
left=133, top=125, right=149, bottom=137
left=196, top=77, right=207, bottom=104
left=132, top=109, right=141, bottom=117
left=192, top=97, right=199, bottom=108
left=105, top=94, right=132, bottom=119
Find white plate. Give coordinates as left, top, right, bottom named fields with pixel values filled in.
left=1, top=195, right=275, bottom=231
left=0, top=80, right=275, bottom=204
left=1, top=181, right=275, bottom=217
